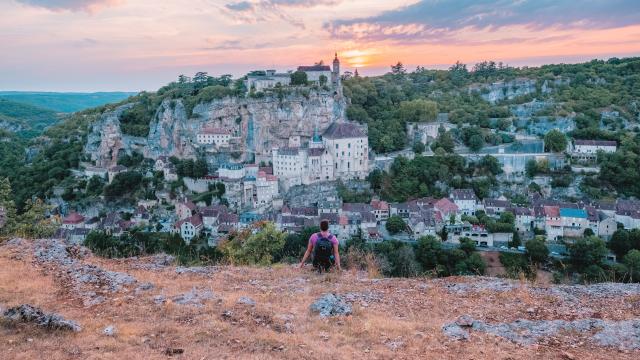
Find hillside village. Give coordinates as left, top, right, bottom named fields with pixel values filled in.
left=17, top=56, right=635, bottom=270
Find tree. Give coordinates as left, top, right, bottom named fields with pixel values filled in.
left=398, top=99, right=438, bottom=123
left=478, top=155, right=502, bottom=175
left=0, top=177, right=17, bottom=234
left=459, top=237, right=476, bottom=255
left=290, top=71, right=308, bottom=85
left=569, top=236, right=608, bottom=272
left=388, top=245, right=421, bottom=277
left=386, top=215, right=406, bottom=234
left=391, top=62, right=406, bottom=76
left=623, top=249, right=640, bottom=282
left=14, top=198, right=55, bottom=239
left=412, top=142, right=425, bottom=154
left=319, top=75, right=328, bottom=86
left=583, top=228, right=595, bottom=237
left=432, top=130, right=455, bottom=153
left=415, top=235, right=443, bottom=270
left=525, top=239, right=549, bottom=264
left=468, top=134, right=484, bottom=152
left=544, top=129, right=568, bottom=153
left=219, top=222, right=286, bottom=265
left=609, top=229, right=631, bottom=258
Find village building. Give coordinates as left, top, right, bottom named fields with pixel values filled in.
left=175, top=214, right=203, bottom=243
left=571, top=140, right=617, bottom=162
left=244, top=69, right=292, bottom=93
left=62, top=212, right=85, bottom=230
left=451, top=189, right=479, bottom=216
left=197, top=127, right=232, bottom=146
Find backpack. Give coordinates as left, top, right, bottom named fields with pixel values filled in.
left=314, top=233, right=334, bottom=265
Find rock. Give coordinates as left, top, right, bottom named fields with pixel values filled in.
left=310, top=294, right=352, bottom=317
left=163, top=348, right=184, bottom=356
left=103, top=325, right=116, bottom=337
left=135, top=282, right=154, bottom=291
left=455, top=315, right=474, bottom=327
left=171, top=288, right=214, bottom=306
left=442, top=323, right=469, bottom=341
left=153, top=295, right=166, bottom=305
left=2, top=304, right=81, bottom=332
left=236, top=297, right=256, bottom=306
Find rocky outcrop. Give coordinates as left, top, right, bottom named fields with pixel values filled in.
left=470, top=77, right=568, bottom=104
left=85, top=89, right=346, bottom=167
left=2, top=304, right=81, bottom=332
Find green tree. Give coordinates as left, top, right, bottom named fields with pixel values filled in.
left=609, top=229, right=631, bottom=258
left=432, top=130, right=455, bottom=153
left=459, top=237, right=476, bottom=255
left=290, top=71, right=308, bottom=85
left=583, top=228, right=595, bottom=237
left=220, top=222, right=286, bottom=265
left=525, top=239, right=549, bottom=264
left=386, top=215, right=407, bottom=234
left=623, top=249, right=640, bottom=282
left=0, top=177, right=17, bottom=234
left=544, top=129, right=568, bottom=152
left=398, top=99, right=438, bottom=123
left=319, top=74, right=328, bottom=86
left=412, top=141, right=425, bottom=154
left=569, top=236, right=608, bottom=272
left=468, top=134, right=484, bottom=152
left=415, top=235, right=443, bottom=270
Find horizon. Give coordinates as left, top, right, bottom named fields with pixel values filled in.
left=2, top=0, right=640, bottom=92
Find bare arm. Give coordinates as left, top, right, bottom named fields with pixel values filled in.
left=333, top=243, right=341, bottom=270
left=299, top=240, right=313, bottom=268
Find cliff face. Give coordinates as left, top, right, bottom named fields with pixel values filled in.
left=85, top=90, right=346, bottom=167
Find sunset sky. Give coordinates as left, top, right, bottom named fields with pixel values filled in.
left=2, top=0, right=640, bottom=91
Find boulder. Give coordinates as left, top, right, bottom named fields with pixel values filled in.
left=2, top=304, right=81, bottom=332
left=310, top=294, right=352, bottom=317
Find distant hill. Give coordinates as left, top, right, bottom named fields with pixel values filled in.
left=0, top=98, right=60, bottom=138
left=0, top=91, right=136, bottom=113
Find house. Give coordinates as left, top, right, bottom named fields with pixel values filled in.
left=176, top=200, right=197, bottom=220
left=84, top=166, right=108, bottom=179
left=597, top=213, right=618, bottom=240
left=444, top=223, right=494, bottom=247
left=370, top=198, right=389, bottom=223
left=560, top=208, right=588, bottom=238
left=450, top=189, right=478, bottom=216
left=100, top=212, right=122, bottom=235
left=543, top=206, right=563, bottom=241
left=510, top=207, right=534, bottom=234
left=154, top=156, right=169, bottom=171
left=197, top=127, right=232, bottom=146
left=255, top=171, right=278, bottom=206
left=322, top=122, right=369, bottom=181
left=244, top=69, right=292, bottom=93
left=433, top=198, right=459, bottom=223
left=62, top=212, right=85, bottom=230
left=108, top=165, right=127, bottom=183
left=318, top=199, right=342, bottom=215
left=218, top=163, right=245, bottom=180
left=69, top=228, right=90, bottom=245
left=407, top=209, right=442, bottom=238
left=483, top=198, right=512, bottom=217
left=175, top=214, right=203, bottom=243
left=571, top=140, right=616, bottom=162
left=163, top=163, right=179, bottom=182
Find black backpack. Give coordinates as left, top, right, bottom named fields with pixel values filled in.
left=314, top=233, right=333, bottom=265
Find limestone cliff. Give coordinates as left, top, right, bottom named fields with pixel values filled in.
left=85, top=89, right=346, bottom=167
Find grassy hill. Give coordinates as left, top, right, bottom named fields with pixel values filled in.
left=0, top=98, right=60, bottom=138
left=0, top=91, right=136, bottom=113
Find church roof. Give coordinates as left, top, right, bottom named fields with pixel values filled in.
left=298, top=65, right=331, bottom=72
left=322, top=122, right=365, bottom=139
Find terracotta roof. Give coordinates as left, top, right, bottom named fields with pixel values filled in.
left=322, top=122, right=366, bottom=139
left=63, top=212, right=85, bottom=224
left=434, top=198, right=458, bottom=214
left=370, top=199, right=389, bottom=211
left=543, top=206, right=560, bottom=217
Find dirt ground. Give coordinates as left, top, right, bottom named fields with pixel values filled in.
left=1, top=239, right=639, bottom=360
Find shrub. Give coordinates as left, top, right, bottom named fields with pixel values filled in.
left=219, top=222, right=286, bottom=265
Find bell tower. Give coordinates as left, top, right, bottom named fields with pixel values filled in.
left=332, top=52, right=340, bottom=88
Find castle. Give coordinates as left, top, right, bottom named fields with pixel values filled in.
left=272, top=121, right=369, bottom=189
left=244, top=53, right=341, bottom=93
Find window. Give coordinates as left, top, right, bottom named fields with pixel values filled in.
left=335, top=144, right=338, bottom=149
left=348, top=143, right=351, bottom=148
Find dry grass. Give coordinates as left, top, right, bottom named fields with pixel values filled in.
left=0, top=242, right=638, bottom=359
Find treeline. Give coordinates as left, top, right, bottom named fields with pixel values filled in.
left=368, top=153, right=502, bottom=202
left=343, top=58, right=640, bottom=153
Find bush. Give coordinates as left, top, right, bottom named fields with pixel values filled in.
left=386, top=215, right=407, bottom=234
left=219, top=222, right=286, bottom=265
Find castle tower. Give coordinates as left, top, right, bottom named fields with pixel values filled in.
left=332, top=52, right=340, bottom=88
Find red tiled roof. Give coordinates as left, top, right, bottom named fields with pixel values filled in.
left=63, top=212, right=85, bottom=224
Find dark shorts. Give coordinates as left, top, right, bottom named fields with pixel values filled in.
left=313, top=255, right=335, bottom=272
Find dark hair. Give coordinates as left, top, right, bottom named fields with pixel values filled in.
left=320, top=219, right=329, bottom=231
